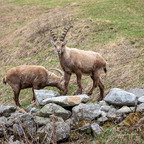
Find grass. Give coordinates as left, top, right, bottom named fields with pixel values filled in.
left=0, top=0, right=144, bottom=142
left=0, top=0, right=143, bottom=106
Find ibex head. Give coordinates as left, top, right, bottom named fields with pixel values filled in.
left=49, top=68, right=65, bottom=90
left=50, top=25, right=73, bottom=55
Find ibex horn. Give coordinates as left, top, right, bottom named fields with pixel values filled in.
left=50, top=29, right=57, bottom=42
left=60, top=24, right=73, bottom=41
left=49, top=68, right=64, bottom=76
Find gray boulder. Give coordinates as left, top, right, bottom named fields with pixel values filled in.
left=37, top=103, right=71, bottom=120
left=35, top=116, right=64, bottom=127
left=97, top=116, right=108, bottom=123
left=65, top=118, right=75, bottom=130
left=35, top=116, right=51, bottom=126
left=128, top=88, right=144, bottom=98
left=100, top=105, right=111, bottom=112
left=0, top=128, right=4, bottom=137
left=0, top=116, right=13, bottom=127
left=78, top=123, right=91, bottom=132
left=137, top=103, right=144, bottom=112
left=91, top=123, right=101, bottom=135
left=117, top=106, right=132, bottom=114
left=138, top=96, right=144, bottom=104
left=0, top=105, right=16, bottom=117
left=56, top=122, right=70, bottom=141
left=13, top=124, right=24, bottom=136
left=34, top=90, right=59, bottom=106
left=43, top=94, right=90, bottom=107
left=104, top=88, right=137, bottom=106
left=37, top=122, right=70, bottom=143
left=37, top=123, right=53, bottom=143
left=72, top=103, right=101, bottom=121
left=30, top=107, right=37, bottom=114
left=15, top=114, right=37, bottom=137
left=107, top=108, right=117, bottom=120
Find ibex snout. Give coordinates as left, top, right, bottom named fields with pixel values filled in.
left=57, top=50, right=61, bottom=55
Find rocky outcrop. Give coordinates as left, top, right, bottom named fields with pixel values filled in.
left=37, top=103, right=71, bottom=120
left=0, top=105, right=16, bottom=117
left=72, top=103, right=101, bottom=121
left=104, top=88, right=137, bottom=106
left=43, top=94, right=90, bottom=107
left=34, top=90, right=59, bottom=106
left=0, top=88, right=143, bottom=143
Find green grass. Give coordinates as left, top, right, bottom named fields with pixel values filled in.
left=0, top=0, right=143, bottom=105
left=5, top=0, right=71, bottom=7
left=0, top=0, right=144, bottom=143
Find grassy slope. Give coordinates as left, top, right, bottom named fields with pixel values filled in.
left=0, top=0, right=144, bottom=143
left=0, top=0, right=143, bottom=106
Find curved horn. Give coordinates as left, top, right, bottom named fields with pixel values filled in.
left=49, top=68, right=64, bottom=76
left=50, top=29, right=57, bottom=41
left=60, top=24, right=73, bottom=41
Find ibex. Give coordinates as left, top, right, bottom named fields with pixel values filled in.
left=50, top=25, right=107, bottom=101
left=2, top=65, right=64, bottom=106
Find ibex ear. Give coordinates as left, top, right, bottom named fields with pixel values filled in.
left=51, top=40, right=55, bottom=46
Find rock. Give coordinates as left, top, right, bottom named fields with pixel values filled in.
left=9, top=112, right=23, bottom=120
left=91, top=123, right=101, bottom=135
left=37, top=123, right=52, bottom=143
left=72, top=103, right=101, bottom=121
left=128, top=88, right=144, bottom=98
left=0, top=128, right=4, bottom=137
left=26, top=106, right=31, bottom=112
left=97, top=116, right=108, bottom=123
left=30, top=107, right=37, bottom=114
left=37, top=122, right=70, bottom=143
left=0, top=116, right=13, bottom=127
left=35, top=116, right=64, bottom=127
left=0, top=105, right=16, bottom=117
left=104, top=88, right=137, bottom=106
left=8, top=137, right=22, bottom=144
left=15, top=114, right=37, bottom=137
left=137, top=103, right=144, bottom=112
left=100, top=105, right=111, bottom=112
left=43, top=94, right=90, bottom=107
left=56, top=122, right=70, bottom=141
left=101, top=111, right=107, bottom=117
left=0, top=116, right=7, bottom=124
left=34, top=90, right=59, bottom=106
left=107, top=108, right=117, bottom=120
left=13, top=124, right=24, bottom=136
left=98, top=101, right=109, bottom=107
left=65, top=118, right=75, bottom=130
left=117, top=106, right=132, bottom=114
left=37, top=103, right=71, bottom=120
left=138, top=96, right=144, bottom=103
left=78, top=123, right=91, bottom=132
left=35, top=116, right=51, bottom=126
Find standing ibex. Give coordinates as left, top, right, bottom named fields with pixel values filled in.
left=2, top=65, right=64, bottom=106
left=50, top=25, right=107, bottom=101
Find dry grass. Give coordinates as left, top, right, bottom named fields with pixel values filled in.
left=0, top=0, right=143, bottom=107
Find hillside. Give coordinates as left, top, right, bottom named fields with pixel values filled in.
left=0, top=0, right=144, bottom=107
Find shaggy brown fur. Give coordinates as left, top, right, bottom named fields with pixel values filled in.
left=2, top=65, right=64, bottom=106
left=50, top=25, right=107, bottom=101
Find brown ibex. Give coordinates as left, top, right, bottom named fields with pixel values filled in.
left=50, top=25, right=107, bottom=101
left=2, top=65, right=64, bottom=106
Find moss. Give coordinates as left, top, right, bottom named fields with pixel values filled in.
left=120, top=112, right=143, bottom=127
